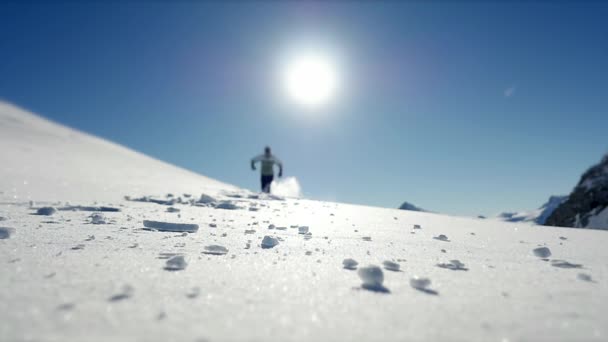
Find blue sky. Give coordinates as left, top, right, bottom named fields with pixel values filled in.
left=1, top=1, right=607, bottom=216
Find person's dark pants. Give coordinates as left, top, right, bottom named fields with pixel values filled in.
left=261, top=175, right=274, bottom=193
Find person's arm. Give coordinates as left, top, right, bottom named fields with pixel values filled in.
left=275, top=157, right=283, bottom=177
left=251, top=155, right=261, bottom=170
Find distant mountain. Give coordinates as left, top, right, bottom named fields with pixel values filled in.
left=496, top=195, right=568, bottom=225
left=398, top=201, right=426, bottom=212
left=545, top=153, right=608, bottom=229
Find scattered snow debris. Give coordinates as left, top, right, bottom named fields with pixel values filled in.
left=221, top=233, right=227, bottom=237
left=157, top=252, right=181, bottom=259
left=436, top=260, right=469, bottom=271
left=164, top=255, right=188, bottom=271
left=108, top=286, right=133, bottom=302
left=413, top=224, right=421, bottom=229
left=85, top=235, right=95, bottom=241
left=166, top=207, right=180, bottom=213
left=433, top=234, right=450, bottom=242
left=36, top=207, right=57, bottom=216
left=577, top=273, right=594, bottom=282
left=268, top=224, right=275, bottom=230
left=551, top=260, right=583, bottom=269
left=186, top=287, right=200, bottom=299
left=362, top=236, right=372, bottom=241
left=143, top=220, right=199, bottom=233
left=244, top=242, right=251, bottom=249
left=382, top=260, right=401, bottom=272
left=203, top=245, right=229, bottom=255
left=249, top=207, right=259, bottom=212
left=89, top=213, right=107, bottom=225
left=410, top=276, right=438, bottom=295
left=44, top=272, right=56, bottom=279
left=58, top=205, right=120, bottom=212
left=276, top=226, right=287, bottom=230
left=470, top=232, right=476, bottom=236
left=0, top=227, right=15, bottom=239
left=533, top=247, right=552, bottom=258
left=127, top=196, right=176, bottom=205
left=290, top=225, right=298, bottom=228
left=358, top=265, right=389, bottom=293
left=209, top=223, right=217, bottom=228
left=304, top=233, right=313, bottom=240
left=214, top=201, right=240, bottom=210
left=305, top=251, right=312, bottom=256
left=298, top=226, right=309, bottom=234
left=128, top=243, right=139, bottom=248
left=261, top=236, right=279, bottom=249
left=244, top=229, right=256, bottom=234
left=343, top=258, right=358, bottom=270
left=71, top=244, right=85, bottom=250
left=0, top=216, right=5, bottom=221
left=441, top=249, right=447, bottom=253
left=559, top=236, right=568, bottom=240
left=183, top=194, right=192, bottom=198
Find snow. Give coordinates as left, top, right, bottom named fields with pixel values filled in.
left=586, top=206, right=608, bottom=229
left=2, top=101, right=608, bottom=341
left=496, top=195, right=568, bottom=225
left=143, top=220, right=199, bottom=233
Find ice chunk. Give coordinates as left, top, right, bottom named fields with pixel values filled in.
left=36, top=207, right=57, bottom=216
left=533, top=247, right=551, bottom=258
left=203, top=245, right=228, bottom=255
left=382, top=260, right=401, bottom=272
left=164, top=255, right=188, bottom=271
left=0, top=227, right=15, bottom=239
left=261, top=236, right=279, bottom=249
left=143, top=220, right=199, bottom=233
left=343, top=258, right=358, bottom=270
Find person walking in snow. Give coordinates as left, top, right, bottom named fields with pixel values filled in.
left=251, top=146, right=283, bottom=193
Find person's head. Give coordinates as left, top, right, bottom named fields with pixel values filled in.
left=264, top=146, right=271, bottom=156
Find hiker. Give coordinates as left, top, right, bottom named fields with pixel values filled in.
left=251, top=146, right=283, bottom=193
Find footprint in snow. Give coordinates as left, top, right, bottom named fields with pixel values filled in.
left=203, top=245, right=229, bottom=255
left=436, top=260, right=468, bottom=271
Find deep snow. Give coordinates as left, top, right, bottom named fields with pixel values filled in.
left=1, top=102, right=608, bottom=342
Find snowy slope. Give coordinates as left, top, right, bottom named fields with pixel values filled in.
left=0, top=101, right=237, bottom=204
left=496, top=195, right=568, bottom=225
left=1, top=102, right=608, bottom=342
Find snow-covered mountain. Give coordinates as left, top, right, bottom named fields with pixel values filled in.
left=546, top=153, right=608, bottom=229
left=496, top=195, right=568, bottom=225
left=398, top=201, right=427, bottom=212
left=2, top=102, right=608, bottom=342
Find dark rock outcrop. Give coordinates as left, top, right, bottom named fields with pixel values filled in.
left=546, top=153, right=608, bottom=229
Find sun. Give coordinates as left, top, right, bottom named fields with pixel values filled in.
left=282, top=53, right=339, bottom=108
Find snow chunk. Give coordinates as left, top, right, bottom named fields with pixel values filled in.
left=197, top=194, right=216, bottom=204
left=261, top=236, right=279, bottom=249
left=166, top=207, right=180, bottom=213
left=89, top=213, right=107, bottom=225
left=551, top=260, right=583, bottom=269
left=382, top=260, right=401, bottom=272
left=0, top=227, right=15, bottom=239
left=343, top=258, right=358, bottom=270
left=358, top=265, right=388, bottom=292
left=143, top=220, right=199, bottom=233
left=214, top=201, right=241, bottom=210
left=203, top=245, right=228, bottom=255
left=533, top=247, right=552, bottom=258
left=410, top=276, right=438, bottom=295
left=298, top=226, right=309, bottom=234
left=433, top=234, right=450, bottom=242
left=164, top=255, right=188, bottom=271
left=436, top=260, right=468, bottom=271
left=36, top=207, right=57, bottom=216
